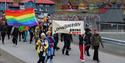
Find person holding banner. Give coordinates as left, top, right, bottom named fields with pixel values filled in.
left=53, top=33, right=60, bottom=51
left=79, top=34, right=86, bottom=62
left=84, top=28, right=92, bottom=56
left=61, top=33, right=72, bottom=56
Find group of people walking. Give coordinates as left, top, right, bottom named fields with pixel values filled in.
left=0, top=17, right=104, bottom=63
left=79, top=28, right=104, bottom=63
left=35, top=27, right=73, bottom=63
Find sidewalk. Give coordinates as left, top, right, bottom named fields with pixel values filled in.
left=0, top=37, right=125, bottom=63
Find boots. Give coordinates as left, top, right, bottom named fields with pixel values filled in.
left=62, top=49, right=65, bottom=55
left=65, top=50, right=69, bottom=56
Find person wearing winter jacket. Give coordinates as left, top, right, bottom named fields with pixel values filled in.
left=91, top=30, right=104, bottom=62
left=36, top=33, right=49, bottom=63
left=84, top=28, right=92, bottom=56
left=1, top=24, right=7, bottom=44
left=46, top=31, right=55, bottom=63
left=11, top=27, right=19, bottom=46
left=61, top=33, right=72, bottom=56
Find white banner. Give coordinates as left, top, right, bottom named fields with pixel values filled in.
left=52, top=20, right=85, bottom=34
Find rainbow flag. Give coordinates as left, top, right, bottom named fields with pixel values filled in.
left=5, top=8, right=38, bottom=26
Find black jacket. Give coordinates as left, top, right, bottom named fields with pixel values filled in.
left=61, top=33, right=72, bottom=42
left=84, top=32, right=92, bottom=45
left=12, top=27, right=19, bottom=37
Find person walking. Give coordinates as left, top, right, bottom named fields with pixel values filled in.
left=35, top=26, right=40, bottom=50
left=11, top=27, right=19, bottom=46
left=29, top=27, right=34, bottom=44
left=46, top=31, right=55, bottom=63
left=79, top=34, right=85, bottom=62
left=1, top=24, right=7, bottom=44
left=53, top=33, right=60, bottom=51
left=18, top=26, right=24, bottom=42
left=0, top=25, right=1, bottom=40
left=7, top=26, right=12, bottom=39
left=61, top=33, right=72, bottom=56
left=35, top=26, right=40, bottom=43
left=84, top=28, right=92, bottom=56
left=23, top=30, right=28, bottom=42
left=36, top=33, right=49, bottom=63
left=18, top=30, right=23, bottom=42
left=91, top=30, right=104, bottom=62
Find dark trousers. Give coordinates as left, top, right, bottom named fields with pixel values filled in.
left=93, top=46, right=99, bottom=61
left=19, top=32, right=22, bottom=41
left=22, top=31, right=25, bottom=39
left=30, top=32, right=33, bottom=44
left=62, top=41, right=70, bottom=55
left=0, top=32, right=1, bottom=40
left=53, top=37, right=59, bottom=56
left=85, top=45, right=91, bottom=56
left=54, top=37, right=59, bottom=49
left=12, top=36, right=18, bottom=45
left=37, top=52, right=45, bottom=63
left=46, top=55, right=53, bottom=63
left=1, top=32, right=6, bottom=44
left=7, top=32, right=11, bottom=39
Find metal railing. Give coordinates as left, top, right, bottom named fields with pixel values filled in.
left=102, top=37, right=125, bottom=46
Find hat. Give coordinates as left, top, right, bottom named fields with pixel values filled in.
left=85, top=28, right=91, bottom=32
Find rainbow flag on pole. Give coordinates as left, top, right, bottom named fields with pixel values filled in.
left=5, top=8, right=38, bottom=26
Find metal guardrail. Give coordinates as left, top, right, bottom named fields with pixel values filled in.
left=102, top=37, right=125, bottom=46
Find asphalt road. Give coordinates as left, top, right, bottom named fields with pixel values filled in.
left=0, top=32, right=125, bottom=63
left=0, top=48, right=25, bottom=63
